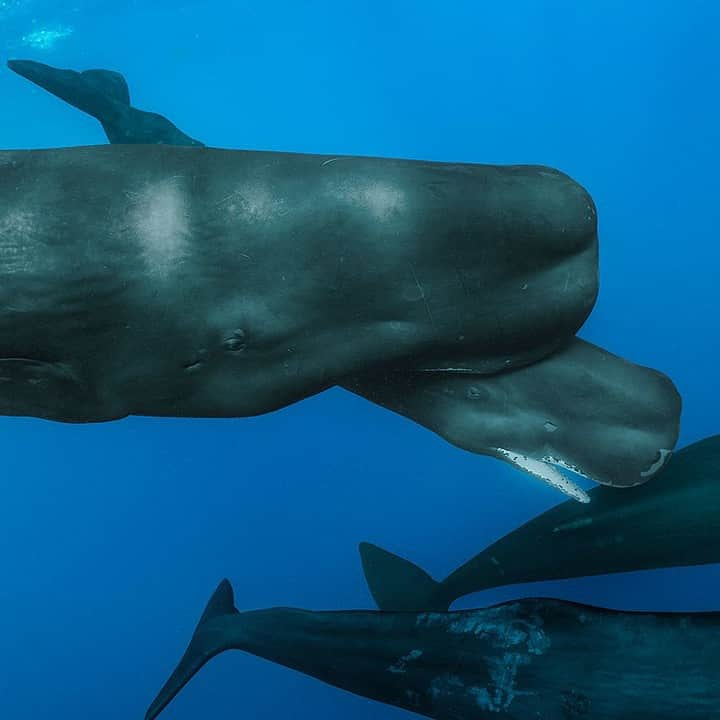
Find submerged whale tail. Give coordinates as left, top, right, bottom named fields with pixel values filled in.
left=145, top=579, right=239, bottom=720
left=7, top=58, right=203, bottom=146
left=7, top=59, right=130, bottom=125
left=359, top=542, right=450, bottom=612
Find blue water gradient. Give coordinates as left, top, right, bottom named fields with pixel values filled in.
left=0, top=1, right=718, bottom=718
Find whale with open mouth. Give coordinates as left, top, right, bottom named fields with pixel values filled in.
left=2, top=59, right=681, bottom=499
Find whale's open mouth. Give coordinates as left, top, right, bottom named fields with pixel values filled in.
left=494, top=447, right=592, bottom=503
left=495, top=445, right=675, bottom=503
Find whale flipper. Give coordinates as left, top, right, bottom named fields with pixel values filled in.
left=0, top=358, right=103, bottom=421
left=145, top=579, right=238, bottom=720
left=7, top=59, right=204, bottom=147
left=359, top=542, right=448, bottom=612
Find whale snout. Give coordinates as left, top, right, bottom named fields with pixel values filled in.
left=495, top=344, right=682, bottom=494
left=396, top=338, right=682, bottom=502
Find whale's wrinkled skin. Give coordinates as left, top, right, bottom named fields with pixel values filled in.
left=4, top=59, right=682, bottom=496
left=146, top=579, right=720, bottom=720
left=0, top=144, right=598, bottom=420
left=361, top=434, right=720, bottom=611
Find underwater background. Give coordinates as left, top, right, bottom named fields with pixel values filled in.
left=0, top=0, right=718, bottom=718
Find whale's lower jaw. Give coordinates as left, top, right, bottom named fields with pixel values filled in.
left=494, top=446, right=675, bottom=503
left=494, top=447, right=592, bottom=503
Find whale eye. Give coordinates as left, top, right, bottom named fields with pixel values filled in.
left=223, top=329, right=247, bottom=352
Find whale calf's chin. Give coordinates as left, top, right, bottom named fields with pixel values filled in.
left=346, top=338, right=681, bottom=501
left=455, top=343, right=681, bottom=497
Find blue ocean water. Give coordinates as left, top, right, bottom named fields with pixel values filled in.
left=0, top=1, right=718, bottom=718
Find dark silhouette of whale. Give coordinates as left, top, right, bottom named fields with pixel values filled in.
left=6, top=59, right=204, bottom=146
left=146, top=578, right=720, bottom=720
left=4, top=59, right=681, bottom=497
left=361, top=434, right=720, bottom=611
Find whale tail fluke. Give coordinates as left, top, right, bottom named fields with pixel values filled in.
left=145, top=579, right=239, bottom=720
left=7, top=58, right=204, bottom=147
left=359, top=542, right=450, bottom=612
left=7, top=59, right=129, bottom=120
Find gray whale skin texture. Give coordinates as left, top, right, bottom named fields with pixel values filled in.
left=2, top=59, right=682, bottom=497
left=145, top=578, right=720, bottom=720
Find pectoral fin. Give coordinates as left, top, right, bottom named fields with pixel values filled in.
left=0, top=358, right=90, bottom=421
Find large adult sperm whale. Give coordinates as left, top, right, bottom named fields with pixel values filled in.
left=3, top=59, right=681, bottom=496
left=361, top=434, right=720, bottom=611
left=146, top=578, right=720, bottom=720
left=0, top=144, right=599, bottom=414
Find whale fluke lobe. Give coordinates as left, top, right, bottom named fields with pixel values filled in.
left=79, top=68, right=131, bottom=106
left=145, top=579, right=238, bottom=720
left=7, top=59, right=127, bottom=121
left=359, top=542, right=449, bottom=612
left=7, top=58, right=204, bottom=146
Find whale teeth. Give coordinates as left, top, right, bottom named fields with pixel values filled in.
left=494, top=448, right=591, bottom=504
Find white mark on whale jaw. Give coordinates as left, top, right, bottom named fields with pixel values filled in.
left=132, top=180, right=191, bottom=278
left=640, top=448, right=672, bottom=478
left=495, top=448, right=591, bottom=504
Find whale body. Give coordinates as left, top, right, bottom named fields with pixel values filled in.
left=2, top=58, right=682, bottom=495
left=146, top=579, right=720, bottom=720
left=361, top=435, right=720, bottom=611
